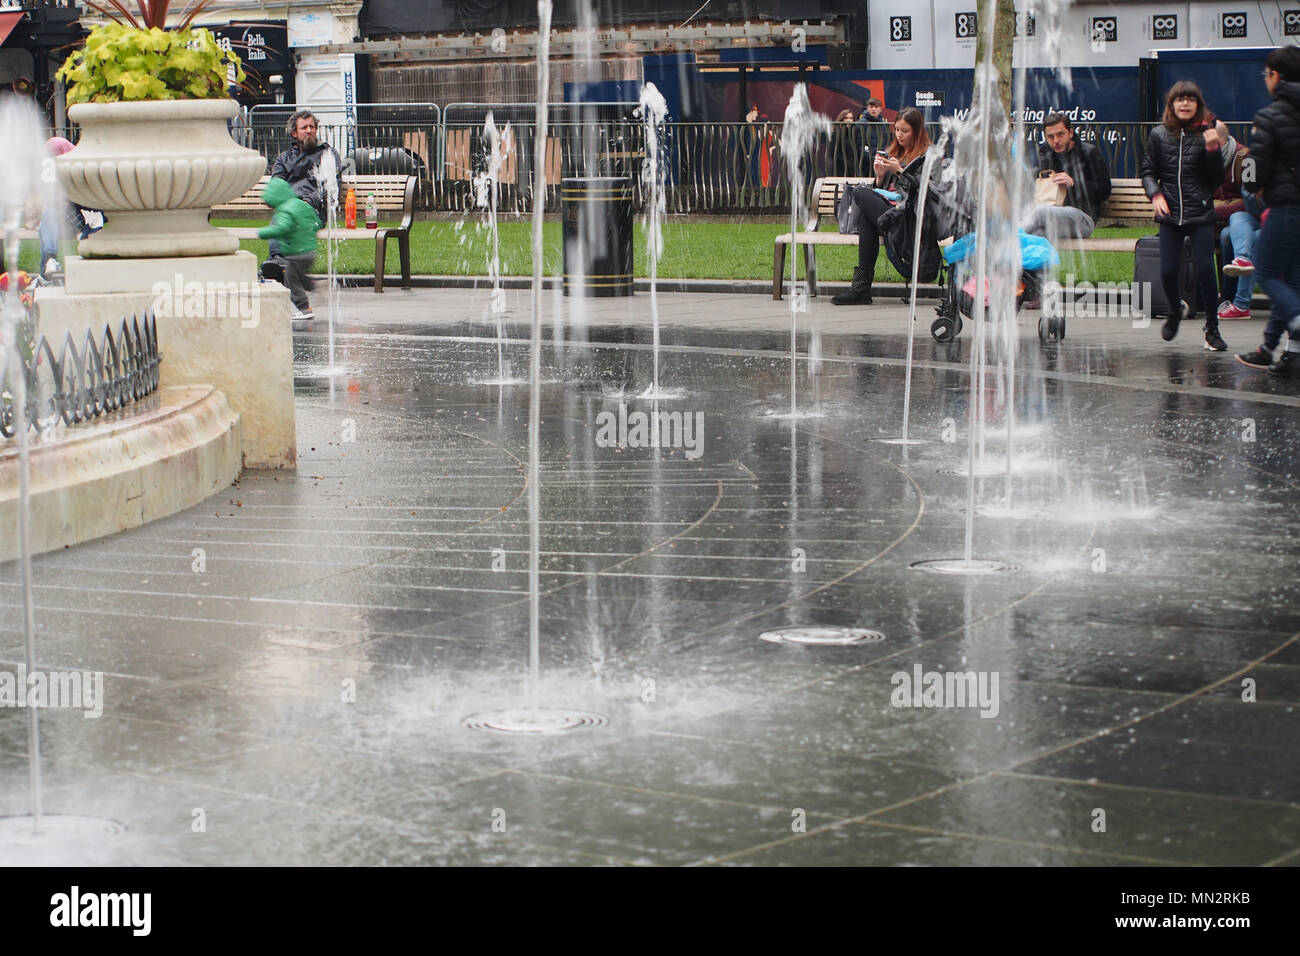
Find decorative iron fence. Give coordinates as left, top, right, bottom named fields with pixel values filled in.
left=1, top=311, right=161, bottom=439
left=226, top=114, right=1257, bottom=216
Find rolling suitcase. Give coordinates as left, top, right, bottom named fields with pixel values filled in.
left=1133, top=234, right=1197, bottom=320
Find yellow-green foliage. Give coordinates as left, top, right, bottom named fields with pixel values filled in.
left=57, top=24, right=244, bottom=104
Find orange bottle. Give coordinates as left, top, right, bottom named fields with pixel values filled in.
left=344, top=187, right=356, bottom=229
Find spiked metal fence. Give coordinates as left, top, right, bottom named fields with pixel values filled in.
left=1, top=312, right=161, bottom=439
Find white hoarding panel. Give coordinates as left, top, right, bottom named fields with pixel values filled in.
left=869, top=3, right=935, bottom=69
left=1188, top=3, right=1266, bottom=48
left=931, top=0, right=981, bottom=69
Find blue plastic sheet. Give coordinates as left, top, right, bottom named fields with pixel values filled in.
left=943, top=231, right=1060, bottom=271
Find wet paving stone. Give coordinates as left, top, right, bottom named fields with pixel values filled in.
left=2, top=291, right=1298, bottom=864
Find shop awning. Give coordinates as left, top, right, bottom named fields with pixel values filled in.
left=0, top=12, right=25, bottom=48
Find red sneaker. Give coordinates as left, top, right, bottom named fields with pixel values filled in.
left=1217, top=302, right=1252, bottom=319
left=1223, top=257, right=1254, bottom=277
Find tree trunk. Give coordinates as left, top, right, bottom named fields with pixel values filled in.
left=976, top=0, right=1017, bottom=117
left=973, top=0, right=1018, bottom=218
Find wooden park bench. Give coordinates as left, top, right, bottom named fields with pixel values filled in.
left=211, top=173, right=416, bottom=293
left=773, top=176, right=1154, bottom=300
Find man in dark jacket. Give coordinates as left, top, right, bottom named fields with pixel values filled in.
left=857, top=98, right=891, bottom=155
left=1235, top=46, right=1300, bottom=376
left=269, top=110, right=342, bottom=225
left=1022, top=113, right=1111, bottom=241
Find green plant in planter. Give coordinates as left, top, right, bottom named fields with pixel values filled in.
left=56, top=1, right=244, bottom=104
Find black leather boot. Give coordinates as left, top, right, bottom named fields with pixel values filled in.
left=831, top=267, right=873, bottom=305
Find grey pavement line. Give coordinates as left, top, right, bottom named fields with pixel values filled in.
left=710, top=628, right=1300, bottom=868
left=12, top=552, right=869, bottom=584
left=13, top=548, right=655, bottom=572
left=692, top=755, right=1292, bottom=869
left=854, top=820, right=1189, bottom=866
left=1264, top=845, right=1300, bottom=866
left=263, top=405, right=532, bottom=600
left=1143, top=433, right=1300, bottom=494
left=316, top=327, right=1300, bottom=409
left=502, top=767, right=844, bottom=820
left=645, top=729, right=974, bottom=777
left=637, top=443, right=1113, bottom=866
left=998, top=769, right=1300, bottom=812
left=0, top=659, right=159, bottom=682
left=273, top=400, right=741, bottom=634
left=0, top=599, right=394, bottom=635
left=111, top=767, right=646, bottom=867
left=599, top=427, right=1064, bottom=672
left=914, top=639, right=1299, bottom=672
left=689, top=814, right=1184, bottom=867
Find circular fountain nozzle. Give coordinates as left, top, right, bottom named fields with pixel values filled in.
left=940, top=464, right=1007, bottom=478
left=0, top=814, right=125, bottom=846
left=462, top=709, right=607, bottom=735
left=759, top=626, right=885, bottom=646
left=909, top=558, right=1019, bottom=575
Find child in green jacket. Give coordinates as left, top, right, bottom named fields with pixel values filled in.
left=259, top=177, right=321, bottom=320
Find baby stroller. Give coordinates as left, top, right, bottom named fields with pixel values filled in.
left=930, top=256, right=1047, bottom=343
left=926, top=183, right=1060, bottom=343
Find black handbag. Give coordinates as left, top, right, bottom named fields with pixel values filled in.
left=835, top=183, right=862, bottom=234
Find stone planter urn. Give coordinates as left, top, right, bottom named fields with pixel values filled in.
left=56, top=98, right=266, bottom=258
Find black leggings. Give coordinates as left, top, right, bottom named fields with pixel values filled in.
left=1158, top=222, right=1220, bottom=327
left=853, top=187, right=895, bottom=278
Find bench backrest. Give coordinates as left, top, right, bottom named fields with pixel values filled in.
left=214, top=174, right=414, bottom=215
left=810, top=177, right=873, bottom=228
left=809, top=176, right=1153, bottom=231
left=1095, top=178, right=1151, bottom=227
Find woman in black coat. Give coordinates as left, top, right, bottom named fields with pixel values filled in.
left=1140, top=81, right=1227, bottom=348
left=833, top=108, right=933, bottom=305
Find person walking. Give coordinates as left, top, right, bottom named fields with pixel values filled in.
left=258, top=177, right=321, bottom=322
left=1140, top=81, right=1227, bottom=350
left=1235, top=46, right=1300, bottom=376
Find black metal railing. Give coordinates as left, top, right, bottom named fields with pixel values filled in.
left=221, top=115, right=1256, bottom=216
left=1, top=312, right=161, bottom=438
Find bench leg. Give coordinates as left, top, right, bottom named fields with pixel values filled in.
left=399, top=232, right=411, bottom=288
left=805, top=245, right=817, bottom=297
left=374, top=234, right=386, bottom=293
left=773, top=242, right=786, bottom=300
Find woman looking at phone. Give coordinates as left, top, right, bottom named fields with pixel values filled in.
left=1140, top=81, right=1228, bottom=349
left=832, top=107, right=934, bottom=305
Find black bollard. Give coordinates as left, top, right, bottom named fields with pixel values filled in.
left=561, top=176, right=633, bottom=297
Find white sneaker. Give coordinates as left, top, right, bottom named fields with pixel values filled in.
left=43, top=257, right=59, bottom=276
left=292, top=308, right=314, bottom=321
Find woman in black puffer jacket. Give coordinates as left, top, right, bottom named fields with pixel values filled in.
left=1141, top=81, right=1227, bottom=348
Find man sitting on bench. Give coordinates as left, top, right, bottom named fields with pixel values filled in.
left=1022, top=112, right=1111, bottom=243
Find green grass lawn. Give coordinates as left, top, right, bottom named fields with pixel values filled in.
left=7, top=221, right=1151, bottom=285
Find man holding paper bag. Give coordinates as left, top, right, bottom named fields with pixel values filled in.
left=1022, top=112, right=1111, bottom=242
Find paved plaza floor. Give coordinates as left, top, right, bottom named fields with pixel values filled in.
left=2, top=286, right=1298, bottom=865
